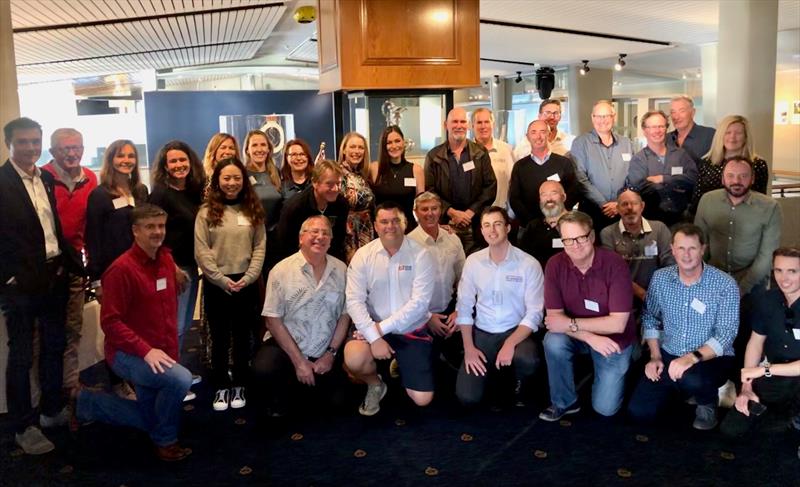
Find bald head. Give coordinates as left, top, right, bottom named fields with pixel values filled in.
left=446, top=107, right=469, bottom=145
left=539, top=180, right=567, bottom=218
left=527, top=119, right=550, bottom=153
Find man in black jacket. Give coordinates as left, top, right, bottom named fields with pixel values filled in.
left=424, top=107, right=497, bottom=254
left=0, top=117, right=82, bottom=455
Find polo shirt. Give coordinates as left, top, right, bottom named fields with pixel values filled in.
left=519, top=217, right=563, bottom=268
left=42, top=162, right=98, bottom=253
left=571, top=130, right=635, bottom=206
left=544, top=247, right=636, bottom=349
left=407, top=225, right=465, bottom=313
left=751, top=289, right=800, bottom=364
left=599, top=218, right=675, bottom=291
left=627, top=145, right=697, bottom=215
left=666, top=123, right=715, bottom=165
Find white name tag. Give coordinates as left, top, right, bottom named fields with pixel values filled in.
left=112, top=196, right=129, bottom=210
left=690, top=298, right=706, bottom=315
left=621, top=153, right=632, bottom=162
left=156, top=278, right=167, bottom=291
left=462, top=161, right=475, bottom=172
left=671, top=166, right=684, bottom=176
left=644, top=241, right=658, bottom=257
left=505, top=275, right=523, bottom=283
left=546, top=173, right=561, bottom=182
left=793, top=329, right=800, bottom=340
left=249, top=175, right=258, bottom=185
left=584, top=299, right=600, bottom=312
left=237, top=214, right=251, bottom=226
left=552, top=238, right=564, bottom=248
left=404, top=177, right=416, bottom=187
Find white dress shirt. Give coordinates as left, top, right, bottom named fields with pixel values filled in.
left=455, top=244, right=544, bottom=333
left=484, top=138, right=515, bottom=209
left=11, top=160, right=60, bottom=259
left=346, top=236, right=434, bottom=343
left=408, top=225, right=465, bottom=313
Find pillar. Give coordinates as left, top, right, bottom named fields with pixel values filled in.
left=0, top=0, right=20, bottom=161
left=567, top=66, right=612, bottom=135
left=700, top=43, right=717, bottom=127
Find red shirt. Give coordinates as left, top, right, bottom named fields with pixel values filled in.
left=544, top=247, right=636, bottom=349
left=41, top=162, right=98, bottom=252
left=101, top=243, right=178, bottom=365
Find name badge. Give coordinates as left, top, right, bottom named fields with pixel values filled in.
left=621, top=153, right=632, bottom=162
left=398, top=265, right=412, bottom=271
left=584, top=299, right=600, bottom=312
left=462, top=161, right=475, bottom=172
left=546, top=173, right=561, bottom=182
left=793, top=329, right=800, bottom=340
left=505, top=275, right=523, bottom=283
left=249, top=175, right=258, bottom=185
left=671, top=167, right=684, bottom=176
left=112, top=196, right=129, bottom=210
left=644, top=241, right=658, bottom=257
left=237, top=214, right=251, bottom=226
left=690, top=298, right=706, bottom=315
left=156, top=278, right=167, bottom=291
left=404, top=177, right=416, bottom=188
left=552, top=238, right=564, bottom=248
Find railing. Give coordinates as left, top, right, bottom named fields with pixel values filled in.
left=772, top=183, right=800, bottom=198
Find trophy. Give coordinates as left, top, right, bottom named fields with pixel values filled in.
left=381, top=100, right=415, bottom=152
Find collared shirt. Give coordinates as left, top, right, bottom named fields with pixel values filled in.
left=346, top=237, right=434, bottom=343
left=263, top=251, right=347, bottom=358
left=513, top=130, right=575, bottom=160
left=571, top=129, right=635, bottom=205
left=456, top=244, right=544, bottom=333
left=483, top=138, right=514, bottom=209
left=519, top=217, right=563, bottom=267
left=10, top=160, right=60, bottom=259
left=49, top=160, right=87, bottom=193
left=531, top=151, right=551, bottom=166
left=643, top=264, right=739, bottom=357
left=695, top=189, right=782, bottom=295
left=408, top=225, right=465, bottom=313
left=544, top=248, right=637, bottom=349
left=101, top=244, right=178, bottom=365
left=599, top=218, right=675, bottom=291
left=627, top=145, right=697, bottom=214
left=751, top=289, right=800, bottom=365
left=446, top=145, right=473, bottom=209
left=666, top=123, right=715, bottom=165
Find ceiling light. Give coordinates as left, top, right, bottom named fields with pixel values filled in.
left=695, top=70, right=702, bottom=79
left=493, top=75, right=501, bottom=86
left=614, top=53, right=627, bottom=71
left=579, top=60, right=590, bottom=76
left=515, top=71, right=523, bottom=83
left=682, top=72, right=687, bottom=80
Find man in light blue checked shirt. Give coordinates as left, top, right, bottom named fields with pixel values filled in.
left=628, top=223, right=739, bottom=430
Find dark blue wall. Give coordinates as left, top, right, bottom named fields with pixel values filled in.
left=143, top=90, right=335, bottom=165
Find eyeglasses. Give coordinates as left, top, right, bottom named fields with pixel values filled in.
left=561, top=232, right=592, bottom=247
left=542, top=110, right=561, bottom=117
left=303, top=228, right=332, bottom=238
left=57, top=145, right=83, bottom=153
left=288, top=153, right=307, bottom=159
left=644, top=125, right=667, bottom=130
left=592, top=114, right=614, bottom=120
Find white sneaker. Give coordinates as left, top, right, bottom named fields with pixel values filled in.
left=183, top=391, right=196, bottom=402
left=358, top=375, right=388, bottom=416
left=230, top=387, right=246, bottom=409
left=191, top=375, right=202, bottom=385
left=213, top=389, right=230, bottom=411
left=15, top=426, right=55, bottom=455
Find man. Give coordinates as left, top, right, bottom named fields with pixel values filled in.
left=518, top=180, right=569, bottom=267
left=721, top=247, right=800, bottom=438
left=345, top=202, right=435, bottom=416
left=513, top=99, right=575, bottom=159
left=75, top=204, right=193, bottom=461
left=407, top=192, right=465, bottom=356
left=41, top=128, right=98, bottom=398
left=471, top=108, right=514, bottom=211
left=600, top=189, right=674, bottom=309
left=695, top=156, right=782, bottom=297
left=571, top=100, right=635, bottom=230
left=667, top=95, right=715, bottom=165
left=455, top=206, right=544, bottom=407
left=0, top=117, right=82, bottom=454
left=425, top=107, right=497, bottom=254
left=252, top=216, right=349, bottom=417
left=628, top=224, right=739, bottom=430
left=509, top=120, right=578, bottom=228
left=540, top=211, right=636, bottom=420
left=277, top=160, right=349, bottom=262
left=627, top=110, right=697, bottom=226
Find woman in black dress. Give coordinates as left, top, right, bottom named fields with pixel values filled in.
left=369, top=126, right=424, bottom=232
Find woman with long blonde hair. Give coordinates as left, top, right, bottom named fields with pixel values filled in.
left=337, top=132, right=374, bottom=261
left=202, top=133, right=240, bottom=178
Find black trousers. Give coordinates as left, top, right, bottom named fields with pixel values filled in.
left=721, top=375, right=800, bottom=437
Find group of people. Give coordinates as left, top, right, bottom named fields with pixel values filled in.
left=1, top=92, right=796, bottom=463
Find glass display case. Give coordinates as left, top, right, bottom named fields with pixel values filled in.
left=219, top=114, right=295, bottom=169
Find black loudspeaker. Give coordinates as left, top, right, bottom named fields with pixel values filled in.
left=157, top=79, right=166, bottom=90
left=535, top=67, right=555, bottom=99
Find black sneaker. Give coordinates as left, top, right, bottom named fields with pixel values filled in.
left=538, top=403, right=580, bottom=422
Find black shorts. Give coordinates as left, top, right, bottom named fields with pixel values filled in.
left=383, top=328, right=434, bottom=392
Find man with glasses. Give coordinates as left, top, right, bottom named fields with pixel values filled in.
left=251, top=216, right=349, bottom=418
left=345, top=202, right=435, bottom=416
left=540, top=210, right=636, bottom=421
left=628, top=224, right=739, bottom=430
left=513, top=99, right=575, bottom=159
left=277, top=160, right=349, bottom=261
left=667, top=95, right=715, bottom=165
left=42, top=128, right=97, bottom=400
left=455, top=206, right=544, bottom=408
left=626, top=110, right=697, bottom=226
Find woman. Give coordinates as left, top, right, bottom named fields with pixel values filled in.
left=244, top=130, right=284, bottom=276
left=149, top=140, right=205, bottom=397
left=195, top=158, right=266, bottom=412
left=338, top=132, right=375, bottom=262
left=202, top=133, right=240, bottom=178
left=280, top=138, right=314, bottom=201
left=690, top=115, right=769, bottom=214
left=369, top=126, right=424, bottom=232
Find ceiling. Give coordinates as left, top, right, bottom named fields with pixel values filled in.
left=8, top=0, right=800, bottom=90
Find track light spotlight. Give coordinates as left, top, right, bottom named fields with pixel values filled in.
left=579, top=60, right=590, bottom=76
left=614, top=53, right=627, bottom=71
left=493, top=75, right=501, bottom=86
left=515, top=71, right=523, bottom=83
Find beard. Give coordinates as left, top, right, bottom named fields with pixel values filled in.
left=540, top=201, right=565, bottom=219
left=724, top=183, right=750, bottom=198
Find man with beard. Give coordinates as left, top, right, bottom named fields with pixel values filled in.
left=518, top=180, right=569, bottom=267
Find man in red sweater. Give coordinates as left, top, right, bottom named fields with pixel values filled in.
left=74, top=204, right=192, bottom=462
left=41, top=128, right=97, bottom=398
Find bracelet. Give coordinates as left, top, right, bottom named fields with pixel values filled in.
left=326, top=346, right=337, bottom=357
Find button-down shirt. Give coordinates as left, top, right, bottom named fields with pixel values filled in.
left=751, top=289, right=800, bottom=365
left=456, top=244, right=544, bottom=333
left=484, top=138, right=514, bottom=209
left=599, top=218, right=675, bottom=292
left=513, top=130, right=575, bottom=159
left=346, top=237, right=434, bottom=343
left=643, top=264, right=739, bottom=357
left=666, top=123, right=715, bottom=165
left=694, top=189, right=782, bottom=295
left=571, top=130, right=635, bottom=206
left=408, top=225, right=465, bottom=313
left=627, top=145, right=697, bottom=215
left=263, top=251, right=347, bottom=358
left=10, top=160, right=60, bottom=259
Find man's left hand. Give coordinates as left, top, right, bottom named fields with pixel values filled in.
left=668, top=354, right=696, bottom=381
left=544, top=314, right=570, bottom=334
left=312, top=352, right=334, bottom=375
left=495, top=342, right=515, bottom=369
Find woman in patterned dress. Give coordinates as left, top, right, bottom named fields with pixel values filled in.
left=338, top=132, right=375, bottom=262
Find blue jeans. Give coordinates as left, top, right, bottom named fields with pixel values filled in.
left=176, top=266, right=199, bottom=350
left=77, top=351, right=191, bottom=446
left=543, top=332, right=633, bottom=417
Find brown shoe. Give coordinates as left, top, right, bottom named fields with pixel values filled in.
left=155, top=442, right=192, bottom=462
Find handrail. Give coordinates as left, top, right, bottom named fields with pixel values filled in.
left=772, top=182, right=800, bottom=197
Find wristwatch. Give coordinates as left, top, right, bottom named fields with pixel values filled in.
left=569, top=318, right=579, bottom=333
left=326, top=346, right=338, bottom=357
left=764, top=365, right=772, bottom=377
left=691, top=350, right=703, bottom=363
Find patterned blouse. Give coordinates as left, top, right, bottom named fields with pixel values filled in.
left=689, top=157, right=769, bottom=215
left=341, top=168, right=375, bottom=262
